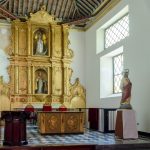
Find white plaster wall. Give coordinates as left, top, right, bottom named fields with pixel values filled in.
left=69, top=29, right=86, bottom=87
left=0, top=21, right=11, bottom=112
left=85, top=0, right=150, bottom=132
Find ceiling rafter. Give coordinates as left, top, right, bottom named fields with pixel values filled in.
left=49, top=0, right=54, bottom=13
left=0, top=0, right=8, bottom=5
left=18, top=0, right=22, bottom=15
left=27, top=0, right=32, bottom=14
left=43, top=0, right=48, bottom=9
left=58, top=0, right=66, bottom=19
left=78, top=1, right=93, bottom=14
left=58, top=0, right=64, bottom=18
left=73, top=0, right=82, bottom=18
left=67, top=1, right=74, bottom=20
left=0, top=0, right=118, bottom=30
left=8, top=0, right=13, bottom=12
left=86, top=0, right=97, bottom=9
left=51, top=0, right=57, bottom=15
left=93, top=0, right=100, bottom=6
left=76, top=2, right=90, bottom=16
left=31, top=0, right=34, bottom=13
left=0, top=5, right=17, bottom=19
left=71, top=7, right=76, bottom=19
left=63, top=0, right=73, bottom=19
left=82, top=0, right=95, bottom=12
left=61, top=0, right=68, bottom=19
left=32, top=0, right=37, bottom=13
left=92, top=0, right=110, bottom=16
left=54, top=0, right=59, bottom=16
left=37, top=0, right=43, bottom=10
left=22, top=0, right=27, bottom=16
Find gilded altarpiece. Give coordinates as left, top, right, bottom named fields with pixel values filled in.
left=9, top=7, right=86, bottom=108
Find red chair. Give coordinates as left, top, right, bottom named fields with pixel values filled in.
left=24, top=104, right=37, bottom=124
left=59, top=104, right=67, bottom=111
left=42, top=103, right=52, bottom=111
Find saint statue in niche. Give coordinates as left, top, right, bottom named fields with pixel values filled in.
left=33, top=29, right=48, bottom=55
left=35, top=69, right=48, bottom=94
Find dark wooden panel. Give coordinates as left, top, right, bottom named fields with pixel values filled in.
left=42, top=145, right=95, bottom=150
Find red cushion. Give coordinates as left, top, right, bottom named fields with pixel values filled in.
left=24, top=107, right=34, bottom=112
left=43, top=105, right=52, bottom=111
left=59, top=107, right=67, bottom=111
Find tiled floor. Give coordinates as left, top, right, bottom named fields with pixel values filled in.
left=0, top=125, right=150, bottom=146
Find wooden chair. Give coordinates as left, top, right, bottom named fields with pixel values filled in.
left=24, top=104, right=37, bottom=124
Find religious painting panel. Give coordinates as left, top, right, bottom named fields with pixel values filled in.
left=53, top=26, right=62, bottom=58
left=34, top=68, right=48, bottom=94
left=19, top=66, right=27, bottom=94
left=52, top=67, right=62, bottom=96
left=18, top=26, right=27, bottom=56
left=33, top=28, right=48, bottom=56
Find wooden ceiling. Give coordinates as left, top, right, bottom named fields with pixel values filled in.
left=0, top=0, right=119, bottom=29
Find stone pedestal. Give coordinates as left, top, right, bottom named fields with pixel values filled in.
left=115, top=109, right=138, bottom=139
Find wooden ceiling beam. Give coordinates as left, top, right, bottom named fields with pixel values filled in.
left=51, top=0, right=57, bottom=15
left=79, top=1, right=93, bottom=14
left=0, top=0, right=8, bottom=7
left=82, top=0, right=95, bottom=11
left=76, top=2, right=90, bottom=16
left=18, top=0, right=23, bottom=16
left=63, top=0, right=72, bottom=19
left=61, top=0, right=68, bottom=19
left=37, top=0, right=43, bottom=10
left=54, top=0, right=59, bottom=16
left=32, top=0, right=37, bottom=13
left=59, top=0, right=67, bottom=19
left=1, top=0, right=9, bottom=7
left=49, top=0, right=54, bottom=13
left=27, top=0, right=32, bottom=14
left=71, top=7, right=76, bottom=19
left=43, top=0, right=48, bottom=10
left=73, top=0, right=81, bottom=18
left=86, top=0, right=97, bottom=8
left=58, top=0, right=64, bottom=18
left=8, top=0, right=13, bottom=12
left=0, top=5, right=17, bottom=19
left=67, top=1, right=74, bottom=19
left=93, top=0, right=100, bottom=5
left=22, top=0, right=27, bottom=16
left=47, top=0, right=52, bottom=12
left=92, top=0, right=110, bottom=16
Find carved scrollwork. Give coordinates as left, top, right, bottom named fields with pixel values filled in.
left=29, top=5, right=56, bottom=24
left=69, top=78, right=86, bottom=108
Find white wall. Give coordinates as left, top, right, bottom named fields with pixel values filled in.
left=85, top=0, right=150, bottom=132
left=69, top=29, right=86, bottom=87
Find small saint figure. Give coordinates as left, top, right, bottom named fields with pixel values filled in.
left=34, top=31, right=47, bottom=55
left=35, top=71, right=47, bottom=94
left=120, top=69, right=132, bottom=109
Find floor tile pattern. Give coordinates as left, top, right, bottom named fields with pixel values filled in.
left=0, top=125, right=150, bottom=146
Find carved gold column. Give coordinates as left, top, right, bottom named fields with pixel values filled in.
left=14, top=26, right=19, bottom=55
left=48, top=25, right=51, bottom=57
left=27, top=22, right=31, bottom=56
left=28, top=64, right=32, bottom=94
left=62, top=25, right=69, bottom=57
left=14, top=65, right=19, bottom=94
left=51, top=25, right=55, bottom=58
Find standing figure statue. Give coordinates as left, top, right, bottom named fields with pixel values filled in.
left=120, top=69, right=132, bottom=109
left=35, top=32, right=47, bottom=55
left=35, top=71, right=47, bottom=94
